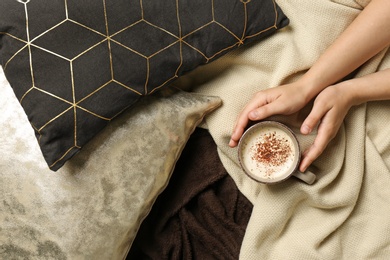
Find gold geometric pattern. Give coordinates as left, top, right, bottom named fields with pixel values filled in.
left=0, top=0, right=289, bottom=170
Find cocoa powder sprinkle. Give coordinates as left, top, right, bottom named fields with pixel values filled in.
left=250, top=131, right=292, bottom=172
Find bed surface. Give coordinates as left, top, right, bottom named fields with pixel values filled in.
left=2, top=0, right=390, bottom=259
left=180, top=0, right=390, bottom=258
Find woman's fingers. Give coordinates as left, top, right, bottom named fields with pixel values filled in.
left=248, top=102, right=280, bottom=121
left=230, top=101, right=284, bottom=147
left=230, top=84, right=307, bottom=147
left=300, top=130, right=329, bottom=172
left=299, top=112, right=340, bottom=172
left=299, top=87, right=347, bottom=171
left=229, top=93, right=270, bottom=147
left=229, top=106, right=257, bottom=147
left=301, top=102, right=328, bottom=135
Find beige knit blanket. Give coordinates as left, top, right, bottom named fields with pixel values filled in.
left=178, top=0, right=390, bottom=258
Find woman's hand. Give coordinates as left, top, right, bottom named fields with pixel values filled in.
left=230, top=0, right=390, bottom=172
left=229, top=81, right=310, bottom=148
left=229, top=80, right=355, bottom=173
left=299, top=82, right=354, bottom=172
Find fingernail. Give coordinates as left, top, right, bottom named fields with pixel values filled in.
left=249, top=111, right=258, bottom=119
left=301, top=125, right=311, bottom=134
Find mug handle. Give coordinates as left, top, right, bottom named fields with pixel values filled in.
left=292, top=170, right=316, bottom=185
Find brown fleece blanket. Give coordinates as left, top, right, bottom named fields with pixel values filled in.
left=128, top=128, right=253, bottom=260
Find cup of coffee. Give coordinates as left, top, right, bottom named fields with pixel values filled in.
left=238, top=121, right=316, bottom=185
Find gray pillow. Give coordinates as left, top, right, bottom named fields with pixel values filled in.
left=0, top=68, right=221, bottom=259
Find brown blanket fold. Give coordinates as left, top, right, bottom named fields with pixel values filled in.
left=127, top=128, right=253, bottom=260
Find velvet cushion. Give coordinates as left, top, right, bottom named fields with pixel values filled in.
left=0, top=66, right=221, bottom=259
left=0, top=0, right=289, bottom=170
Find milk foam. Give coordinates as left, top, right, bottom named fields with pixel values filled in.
left=240, top=126, right=297, bottom=181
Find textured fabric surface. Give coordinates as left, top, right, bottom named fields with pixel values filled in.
left=128, top=128, right=253, bottom=260
left=177, top=0, right=390, bottom=259
left=0, top=0, right=289, bottom=170
left=0, top=67, right=221, bottom=260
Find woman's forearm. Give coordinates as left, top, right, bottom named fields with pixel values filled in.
left=300, top=0, right=390, bottom=101
left=345, top=68, right=390, bottom=106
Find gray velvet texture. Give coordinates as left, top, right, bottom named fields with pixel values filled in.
left=0, top=68, right=222, bottom=259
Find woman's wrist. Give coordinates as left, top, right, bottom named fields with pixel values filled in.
left=297, top=74, right=329, bottom=103
left=338, top=68, right=390, bottom=106
left=332, top=80, right=358, bottom=108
